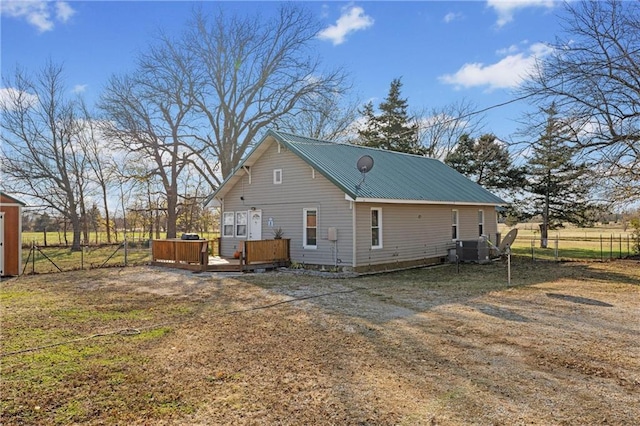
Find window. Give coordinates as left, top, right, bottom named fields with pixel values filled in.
left=371, top=208, right=382, bottom=249
left=452, top=209, right=459, bottom=240
left=235, top=211, right=247, bottom=238
left=478, top=210, right=484, bottom=236
left=273, top=169, right=282, bottom=184
left=303, top=208, right=317, bottom=249
left=222, top=212, right=234, bottom=238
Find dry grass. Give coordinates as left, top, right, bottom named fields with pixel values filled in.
left=1, top=257, right=639, bottom=425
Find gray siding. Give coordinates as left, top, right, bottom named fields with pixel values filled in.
left=219, top=140, right=353, bottom=267
left=354, top=203, right=499, bottom=267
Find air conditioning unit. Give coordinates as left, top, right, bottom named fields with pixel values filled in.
left=456, top=238, right=490, bottom=264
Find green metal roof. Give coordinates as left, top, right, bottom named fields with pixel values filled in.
left=272, top=130, right=505, bottom=205
left=208, top=129, right=506, bottom=206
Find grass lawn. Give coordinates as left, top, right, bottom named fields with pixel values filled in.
left=20, top=245, right=151, bottom=274
left=1, top=258, right=639, bottom=425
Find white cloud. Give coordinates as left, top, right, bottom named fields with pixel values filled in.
left=0, top=0, right=75, bottom=33
left=496, top=44, right=520, bottom=56
left=443, top=12, right=462, bottom=23
left=55, top=1, right=75, bottom=22
left=439, top=42, right=553, bottom=91
left=0, top=88, right=38, bottom=110
left=318, top=5, right=374, bottom=46
left=486, top=0, right=555, bottom=28
left=72, top=84, right=88, bottom=94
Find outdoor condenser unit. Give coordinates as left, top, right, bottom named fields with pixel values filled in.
left=456, top=238, right=490, bottom=264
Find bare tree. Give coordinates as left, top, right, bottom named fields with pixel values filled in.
left=186, top=5, right=349, bottom=179
left=77, top=101, right=118, bottom=243
left=274, top=92, right=359, bottom=142
left=99, top=37, right=200, bottom=239
left=1, top=62, right=88, bottom=250
left=523, top=0, right=640, bottom=204
left=415, top=99, right=486, bottom=159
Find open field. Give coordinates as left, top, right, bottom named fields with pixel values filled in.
left=21, top=231, right=220, bottom=247
left=2, top=258, right=639, bottom=425
left=499, top=223, right=638, bottom=261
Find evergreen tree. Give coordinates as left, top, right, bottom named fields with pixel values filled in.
left=525, top=105, right=593, bottom=248
left=357, top=78, right=424, bottom=155
left=445, top=133, right=525, bottom=191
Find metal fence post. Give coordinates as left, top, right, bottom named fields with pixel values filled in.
left=531, top=239, right=535, bottom=261
left=600, top=234, right=603, bottom=261
left=609, top=234, right=613, bottom=260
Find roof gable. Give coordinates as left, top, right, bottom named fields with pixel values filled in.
left=0, top=192, right=26, bottom=206
left=208, top=129, right=506, bottom=206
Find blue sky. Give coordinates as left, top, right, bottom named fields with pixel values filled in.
left=1, top=0, right=563, bottom=142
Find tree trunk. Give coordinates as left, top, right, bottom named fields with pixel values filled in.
left=43, top=228, right=48, bottom=247
left=102, top=183, right=112, bottom=243
left=541, top=178, right=550, bottom=249
left=63, top=220, right=69, bottom=247
left=166, top=188, right=178, bottom=239
left=69, top=211, right=82, bottom=251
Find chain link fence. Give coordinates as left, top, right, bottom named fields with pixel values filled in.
left=21, top=239, right=152, bottom=275
left=515, top=234, right=639, bottom=262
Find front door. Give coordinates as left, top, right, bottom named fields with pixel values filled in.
left=248, top=210, right=262, bottom=241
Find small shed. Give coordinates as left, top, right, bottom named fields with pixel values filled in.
left=0, top=192, right=26, bottom=276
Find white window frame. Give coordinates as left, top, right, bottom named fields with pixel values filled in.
left=371, top=207, right=383, bottom=249
left=303, top=208, right=317, bottom=249
left=478, top=209, right=485, bottom=236
left=235, top=211, right=248, bottom=238
left=222, top=212, right=235, bottom=238
left=452, top=209, right=459, bottom=240
left=273, top=169, right=282, bottom=184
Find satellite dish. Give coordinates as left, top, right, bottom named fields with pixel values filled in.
left=498, top=228, right=518, bottom=253
left=356, top=155, right=374, bottom=173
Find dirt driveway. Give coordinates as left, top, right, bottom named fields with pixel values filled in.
left=2, top=259, right=639, bottom=425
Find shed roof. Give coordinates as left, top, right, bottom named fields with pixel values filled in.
left=208, top=130, right=506, bottom=206
left=0, top=192, right=26, bottom=206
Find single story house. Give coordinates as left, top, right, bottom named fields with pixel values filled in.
left=206, top=130, right=506, bottom=272
left=0, top=192, right=26, bottom=276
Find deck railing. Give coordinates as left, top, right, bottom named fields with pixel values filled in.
left=244, top=239, right=290, bottom=265
left=151, top=238, right=289, bottom=272
left=152, top=239, right=209, bottom=270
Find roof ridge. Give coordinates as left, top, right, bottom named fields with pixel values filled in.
left=271, top=129, right=439, bottom=161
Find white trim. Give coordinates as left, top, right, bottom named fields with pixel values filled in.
left=273, top=169, right=282, bottom=185
left=242, top=166, right=251, bottom=184
left=222, top=211, right=235, bottom=238
left=17, top=206, right=22, bottom=275
left=303, top=208, right=317, bottom=249
left=0, top=211, right=4, bottom=277
left=351, top=201, right=356, bottom=268
left=344, top=194, right=505, bottom=206
left=235, top=211, right=248, bottom=238
left=371, top=207, right=383, bottom=249
left=452, top=209, right=459, bottom=241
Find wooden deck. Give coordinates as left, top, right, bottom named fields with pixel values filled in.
left=151, top=238, right=290, bottom=272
